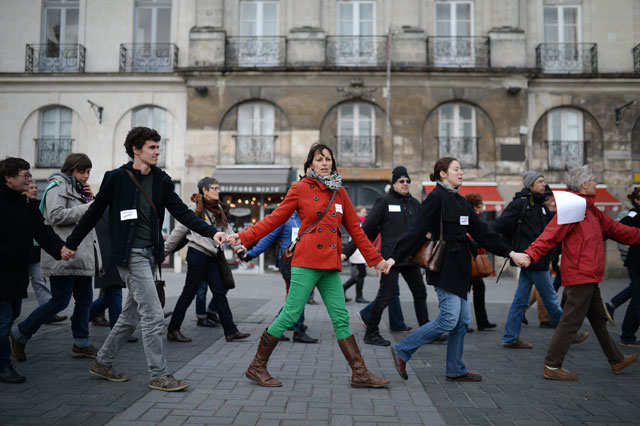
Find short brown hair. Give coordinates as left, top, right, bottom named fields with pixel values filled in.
left=429, top=157, right=458, bottom=182
left=303, top=143, right=338, bottom=175
left=61, top=153, right=92, bottom=176
left=465, top=193, right=483, bottom=208
left=0, top=157, right=30, bottom=180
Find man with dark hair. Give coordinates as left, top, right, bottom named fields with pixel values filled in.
left=0, top=157, right=66, bottom=383
left=62, top=127, right=226, bottom=392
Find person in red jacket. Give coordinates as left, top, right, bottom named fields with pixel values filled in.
left=524, top=165, right=640, bottom=381
left=223, top=143, right=389, bottom=389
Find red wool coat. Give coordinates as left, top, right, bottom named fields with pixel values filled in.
left=525, top=193, right=640, bottom=286
left=239, top=177, right=383, bottom=271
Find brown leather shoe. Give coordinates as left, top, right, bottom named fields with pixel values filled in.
left=225, top=331, right=251, bottom=342
left=167, top=330, right=192, bottom=342
left=543, top=365, right=578, bottom=381
left=246, top=330, right=282, bottom=387
left=611, top=353, right=638, bottom=374
left=337, top=335, right=389, bottom=388
left=45, top=314, right=68, bottom=324
left=503, top=339, right=532, bottom=349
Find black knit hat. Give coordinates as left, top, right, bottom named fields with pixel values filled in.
left=391, top=166, right=410, bottom=184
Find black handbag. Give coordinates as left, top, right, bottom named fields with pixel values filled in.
left=215, top=246, right=235, bottom=290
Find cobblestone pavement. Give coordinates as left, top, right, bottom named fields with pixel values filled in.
left=0, top=270, right=638, bottom=426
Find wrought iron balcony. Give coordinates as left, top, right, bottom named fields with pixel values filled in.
left=35, top=138, right=73, bottom=168
left=235, top=135, right=276, bottom=164
left=437, top=137, right=479, bottom=167
left=119, top=43, right=179, bottom=73
left=336, top=135, right=377, bottom=165
left=634, top=44, right=640, bottom=73
left=427, top=37, right=490, bottom=68
left=226, top=37, right=286, bottom=67
left=25, top=44, right=85, bottom=73
left=546, top=140, right=587, bottom=170
left=326, top=36, right=387, bottom=67
left=536, top=43, right=597, bottom=74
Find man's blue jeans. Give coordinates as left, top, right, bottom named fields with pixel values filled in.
left=359, top=281, right=407, bottom=330
left=393, top=287, right=470, bottom=377
left=90, top=287, right=123, bottom=328
left=621, top=268, right=640, bottom=343
left=502, top=269, right=562, bottom=345
left=0, top=300, right=21, bottom=369
left=13, top=275, right=93, bottom=347
left=195, top=281, right=216, bottom=320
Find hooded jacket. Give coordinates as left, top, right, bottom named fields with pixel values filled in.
left=525, top=193, right=640, bottom=286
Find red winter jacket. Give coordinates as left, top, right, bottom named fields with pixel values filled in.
left=525, top=193, right=640, bottom=286
left=239, top=177, right=383, bottom=271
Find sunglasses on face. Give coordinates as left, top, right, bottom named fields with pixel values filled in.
left=396, top=179, right=411, bottom=184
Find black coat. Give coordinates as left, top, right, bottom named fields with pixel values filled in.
left=621, top=206, right=640, bottom=271
left=490, top=188, right=553, bottom=270
left=0, top=184, right=64, bottom=301
left=66, top=162, right=217, bottom=268
left=94, top=208, right=125, bottom=289
left=343, top=188, right=421, bottom=265
left=391, top=184, right=512, bottom=299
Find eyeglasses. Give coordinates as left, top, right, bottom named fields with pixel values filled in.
left=18, top=172, right=33, bottom=180
left=396, top=179, right=411, bottom=184
left=208, top=186, right=220, bottom=191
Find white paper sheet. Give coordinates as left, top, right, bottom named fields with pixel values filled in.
left=553, top=191, right=586, bottom=225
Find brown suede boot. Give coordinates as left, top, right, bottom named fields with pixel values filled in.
left=337, top=335, right=390, bottom=388
left=246, top=329, right=282, bottom=387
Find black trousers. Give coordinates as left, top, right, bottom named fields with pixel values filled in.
left=343, top=264, right=367, bottom=297
left=470, top=279, right=490, bottom=328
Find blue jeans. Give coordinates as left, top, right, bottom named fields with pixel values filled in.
left=621, top=268, right=640, bottom=343
left=0, top=300, right=21, bottom=369
left=13, top=275, right=93, bottom=347
left=610, top=285, right=632, bottom=309
left=360, top=280, right=407, bottom=331
left=393, top=287, right=470, bottom=377
left=90, top=287, right=123, bottom=328
left=196, top=281, right=216, bottom=319
left=502, top=269, right=562, bottom=345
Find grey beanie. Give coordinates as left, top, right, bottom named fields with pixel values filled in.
left=523, top=170, right=543, bottom=189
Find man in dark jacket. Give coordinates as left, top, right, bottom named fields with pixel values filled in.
left=62, top=127, right=224, bottom=392
left=343, top=166, right=429, bottom=346
left=0, top=157, right=65, bottom=384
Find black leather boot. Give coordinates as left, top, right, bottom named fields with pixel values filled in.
left=0, top=365, right=25, bottom=384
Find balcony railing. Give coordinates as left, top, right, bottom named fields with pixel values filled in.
left=546, top=140, right=587, bottom=170
left=427, top=37, right=490, bottom=68
left=35, top=138, right=73, bottom=168
left=326, top=36, right=387, bottom=67
left=119, top=43, right=179, bottom=73
left=437, top=137, right=479, bottom=167
left=336, top=135, right=377, bottom=165
left=634, top=44, right=640, bottom=73
left=536, top=43, right=597, bottom=74
left=226, top=37, right=286, bottom=67
left=235, top=135, right=276, bottom=164
left=25, top=44, right=85, bottom=73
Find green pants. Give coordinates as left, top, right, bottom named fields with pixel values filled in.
left=268, top=266, right=352, bottom=340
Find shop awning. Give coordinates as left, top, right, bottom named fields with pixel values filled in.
left=213, top=166, right=292, bottom=194
left=548, top=184, right=622, bottom=212
left=423, top=181, right=506, bottom=212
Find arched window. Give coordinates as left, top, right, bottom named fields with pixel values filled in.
left=236, top=102, right=276, bottom=164
left=547, top=108, right=584, bottom=170
left=37, top=106, right=73, bottom=167
left=132, top=106, right=168, bottom=167
left=337, top=102, right=375, bottom=164
left=438, top=103, right=477, bottom=166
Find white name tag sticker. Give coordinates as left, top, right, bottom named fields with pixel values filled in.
left=291, top=227, right=299, bottom=240
left=629, top=211, right=638, bottom=218
left=460, top=215, right=469, bottom=225
left=388, top=205, right=401, bottom=212
left=542, top=207, right=547, bottom=215
left=120, top=209, right=138, bottom=221
left=335, top=204, right=343, bottom=214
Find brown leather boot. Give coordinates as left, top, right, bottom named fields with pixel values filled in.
left=246, top=330, right=282, bottom=387
left=337, top=335, right=390, bottom=388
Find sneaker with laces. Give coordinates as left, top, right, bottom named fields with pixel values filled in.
left=149, top=375, right=190, bottom=392
left=72, top=345, right=97, bottom=358
left=90, top=361, right=129, bottom=382
left=572, top=331, right=589, bottom=345
left=390, top=346, right=408, bottom=380
left=363, top=332, right=390, bottom=346
left=543, top=366, right=578, bottom=381
left=611, top=353, right=638, bottom=374
left=9, top=334, right=26, bottom=362
left=620, top=340, right=640, bottom=348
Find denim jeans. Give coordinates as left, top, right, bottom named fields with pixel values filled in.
left=359, top=281, right=406, bottom=331
left=168, top=248, right=239, bottom=336
left=621, top=268, right=640, bottom=343
left=195, top=280, right=216, bottom=320
left=90, top=287, right=123, bottom=328
left=502, top=269, right=563, bottom=345
left=610, top=284, right=632, bottom=309
left=0, top=300, right=21, bottom=369
left=13, top=275, right=93, bottom=347
left=97, top=248, right=169, bottom=380
left=393, top=286, right=470, bottom=377
left=28, top=262, right=52, bottom=306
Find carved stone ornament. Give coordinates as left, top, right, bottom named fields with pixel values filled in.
left=336, top=78, right=377, bottom=100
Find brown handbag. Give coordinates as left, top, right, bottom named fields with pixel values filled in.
left=410, top=211, right=446, bottom=272
left=281, top=190, right=337, bottom=265
left=471, top=252, right=493, bottom=279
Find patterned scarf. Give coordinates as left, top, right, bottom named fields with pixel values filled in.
left=74, top=179, right=95, bottom=203
left=307, top=169, right=342, bottom=191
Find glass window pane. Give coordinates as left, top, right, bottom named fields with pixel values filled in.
left=64, top=8, right=79, bottom=45
left=360, top=3, right=373, bottom=21
left=548, top=110, right=562, bottom=140
left=60, top=107, right=72, bottom=122
left=45, top=8, right=61, bottom=46
left=135, top=8, right=152, bottom=43
left=456, top=21, right=470, bottom=37
left=456, top=3, right=470, bottom=21
left=237, top=104, right=254, bottom=135
left=544, top=7, right=558, bottom=43
left=339, top=3, right=353, bottom=22
left=461, top=121, right=472, bottom=137
left=156, top=8, right=171, bottom=43
left=436, top=22, right=450, bottom=36
left=563, top=24, right=577, bottom=44
left=563, top=7, right=577, bottom=25
left=340, top=104, right=354, bottom=119
left=459, top=105, right=472, bottom=120
left=259, top=104, right=275, bottom=135
left=358, top=104, right=372, bottom=119
left=441, top=105, right=453, bottom=120
left=359, top=22, right=372, bottom=36
left=263, top=3, right=277, bottom=22
left=436, top=3, right=450, bottom=21
left=153, top=108, right=166, bottom=135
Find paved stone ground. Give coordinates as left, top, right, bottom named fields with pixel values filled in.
left=0, top=270, right=638, bottom=426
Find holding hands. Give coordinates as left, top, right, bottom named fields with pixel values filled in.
left=509, top=251, right=531, bottom=268
left=213, top=231, right=228, bottom=245
left=61, top=245, right=75, bottom=261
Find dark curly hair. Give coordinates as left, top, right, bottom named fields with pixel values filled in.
left=124, top=126, right=161, bottom=158
left=465, top=193, right=483, bottom=209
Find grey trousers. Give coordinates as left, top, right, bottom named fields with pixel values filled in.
left=28, top=262, right=52, bottom=306
left=96, top=248, right=169, bottom=380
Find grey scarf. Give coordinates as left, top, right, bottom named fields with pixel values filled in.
left=437, top=180, right=459, bottom=194
left=307, top=169, right=342, bottom=191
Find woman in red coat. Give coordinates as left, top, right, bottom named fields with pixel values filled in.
left=225, top=143, right=389, bottom=388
